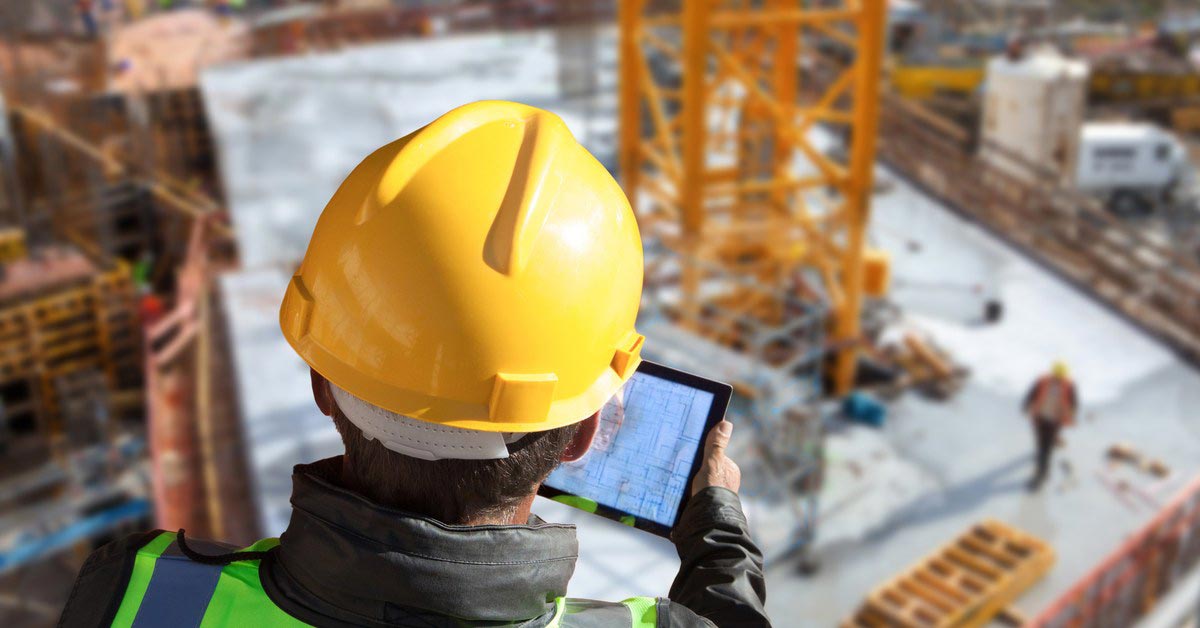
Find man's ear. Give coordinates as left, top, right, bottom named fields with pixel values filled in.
left=561, top=412, right=599, bottom=462
left=311, top=368, right=335, bottom=416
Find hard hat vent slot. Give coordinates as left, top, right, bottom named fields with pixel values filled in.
left=283, top=274, right=315, bottom=339
left=610, top=332, right=645, bottom=379
left=489, top=372, right=557, bottom=424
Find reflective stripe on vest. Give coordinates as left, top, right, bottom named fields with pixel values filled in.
left=111, top=532, right=308, bottom=627
left=546, top=597, right=658, bottom=628
left=620, top=596, right=658, bottom=628
left=1032, top=376, right=1071, bottom=422
left=112, top=531, right=658, bottom=627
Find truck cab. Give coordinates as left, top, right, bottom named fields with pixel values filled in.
left=1075, top=122, right=1195, bottom=216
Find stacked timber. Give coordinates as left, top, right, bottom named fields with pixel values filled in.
left=842, top=520, right=1055, bottom=627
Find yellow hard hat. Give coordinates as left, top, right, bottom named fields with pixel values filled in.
left=280, top=101, right=645, bottom=433
left=1052, top=361, right=1069, bottom=378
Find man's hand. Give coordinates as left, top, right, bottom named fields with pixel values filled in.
left=692, top=420, right=740, bottom=496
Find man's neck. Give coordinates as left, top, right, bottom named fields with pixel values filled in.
left=338, top=456, right=538, bottom=525
left=463, top=493, right=538, bottom=526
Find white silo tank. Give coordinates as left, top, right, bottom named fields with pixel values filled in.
left=980, top=48, right=1089, bottom=184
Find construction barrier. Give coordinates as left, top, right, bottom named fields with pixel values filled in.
left=1030, top=474, right=1200, bottom=628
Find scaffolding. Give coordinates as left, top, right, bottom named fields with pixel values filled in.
left=0, top=34, right=243, bottom=562
left=0, top=250, right=140, bottom=476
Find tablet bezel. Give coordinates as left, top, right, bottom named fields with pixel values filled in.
left=538, top=360, right=733, bottom=538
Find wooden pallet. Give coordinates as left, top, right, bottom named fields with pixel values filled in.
left=842, top=520, right=1055, bottom=628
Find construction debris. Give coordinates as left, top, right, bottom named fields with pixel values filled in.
left=1107, top=443, right=1172, bottom=478
left=866, top=331, right=969, bottom=400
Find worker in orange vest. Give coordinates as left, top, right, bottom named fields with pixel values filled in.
left=1021, top=361, right=1078, bottom=491
left=77, top=0, right=98, bottom=37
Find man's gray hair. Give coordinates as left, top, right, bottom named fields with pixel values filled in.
left=330, top=403, right=579, bottom=524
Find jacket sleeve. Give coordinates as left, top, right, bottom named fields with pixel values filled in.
left=1021, top=379, right=1040, bottom=413
left=58, top=531, right=161, bottom=628
left=666, top=487, right=771, bottom=627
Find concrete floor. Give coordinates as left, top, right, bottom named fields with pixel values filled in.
left=0, top=553, right=79, bottom=628
left=533, top=166, right=1200, bottom=625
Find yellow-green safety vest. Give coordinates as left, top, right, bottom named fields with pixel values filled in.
left=111, top=531, right=657, bottom=627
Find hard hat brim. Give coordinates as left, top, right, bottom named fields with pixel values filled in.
left=289, top=331, right=640, bottom=433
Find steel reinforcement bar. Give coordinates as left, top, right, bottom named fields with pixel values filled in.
left=1029, top=474, right=1200, bottom=627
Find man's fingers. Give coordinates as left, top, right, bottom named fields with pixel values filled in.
left=693, top=421, right=739, bottom=496
left=706, top=420, right=733, bottom=458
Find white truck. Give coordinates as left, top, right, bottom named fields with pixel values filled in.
left=1075, top=122, right=1195, bottom=215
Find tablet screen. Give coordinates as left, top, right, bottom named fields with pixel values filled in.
left=544, top=369, right=716, bottom=528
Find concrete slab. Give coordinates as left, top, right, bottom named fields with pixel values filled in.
left=528, top=165, right=1200, bottom=625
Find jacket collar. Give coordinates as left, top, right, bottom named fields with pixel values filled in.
left=271, top=457, right=579, bottom=623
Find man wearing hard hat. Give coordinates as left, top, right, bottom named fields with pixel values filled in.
left=59, top=102, right=770, bottom=627
left=1022, top=361, right=1079, bottom=491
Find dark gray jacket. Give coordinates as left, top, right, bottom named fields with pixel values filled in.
left=59, top=457, right=770, bottom=627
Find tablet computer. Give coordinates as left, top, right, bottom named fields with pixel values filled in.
left=538, top=360, right=732, bottom=537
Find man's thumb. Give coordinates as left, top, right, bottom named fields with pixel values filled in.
left=707, top=420, right=732, bottom=455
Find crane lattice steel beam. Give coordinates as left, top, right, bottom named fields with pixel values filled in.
left=619, top=0, right=886, bottom=394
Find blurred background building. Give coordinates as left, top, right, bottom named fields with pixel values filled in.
left=0, top=0, right=1199, bottom=626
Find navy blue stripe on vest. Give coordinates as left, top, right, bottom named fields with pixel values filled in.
left=131, top=542, right=224, bottom=628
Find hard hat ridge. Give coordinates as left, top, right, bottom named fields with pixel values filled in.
left=483, top=108, right=566, bottom=277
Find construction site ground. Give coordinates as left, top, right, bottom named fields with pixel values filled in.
left=200, top=28, right=1200, bottom=626
left=534, top=162, right=1200, bottom=624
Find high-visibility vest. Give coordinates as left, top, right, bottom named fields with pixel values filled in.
left=1031, top=376, right=1073, bottom=424
left=111, top=531, right=657, bottom=627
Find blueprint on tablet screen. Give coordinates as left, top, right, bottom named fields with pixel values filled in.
left=545, top=372, right=714, bottom=526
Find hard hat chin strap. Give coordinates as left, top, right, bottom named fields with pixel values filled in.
left=329, top=385, right=526, bottom=461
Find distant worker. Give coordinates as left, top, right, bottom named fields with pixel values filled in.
left=77, top=0, right=98, bottom=37
left=1022, top=361, right=1078, bottom=491
left=59, top=102, right=771, bottom=627
left=212, top=0, right=244, bottom=17
left=123, top=0, right=145, bottom=21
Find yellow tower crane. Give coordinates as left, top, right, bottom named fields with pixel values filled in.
left=618, top=0, right=888, bottom=395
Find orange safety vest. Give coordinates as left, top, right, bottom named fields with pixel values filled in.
left=1031, top=376, right=1074, bottom=425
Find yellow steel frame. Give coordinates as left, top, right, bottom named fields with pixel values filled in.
left=619, top=0, right=885, bottom=394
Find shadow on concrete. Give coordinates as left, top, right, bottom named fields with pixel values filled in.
left=865, top=452, right=1032, bottom=543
